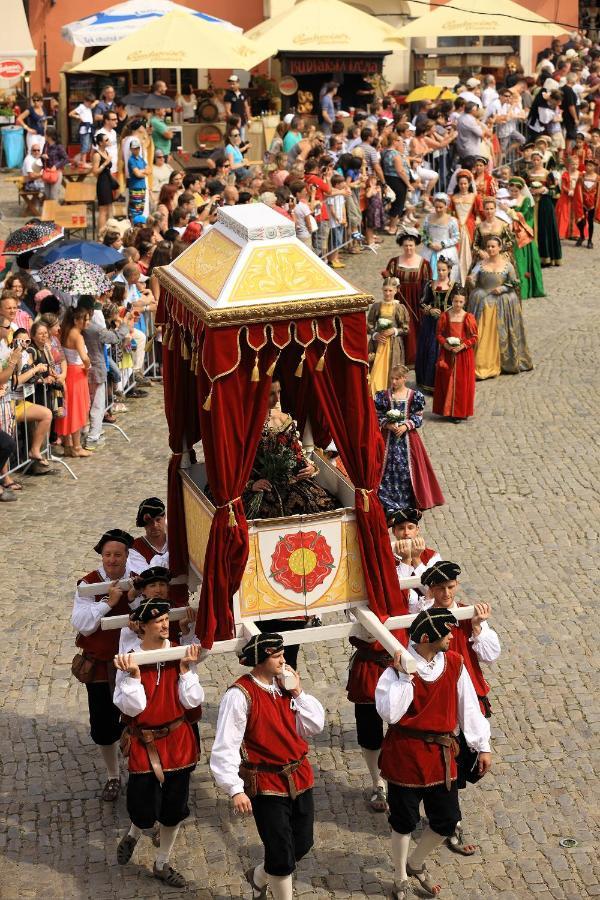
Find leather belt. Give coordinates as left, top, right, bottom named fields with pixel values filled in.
left=393, top=726, right=460, bottom=791
left=239, top=753, right=307, bottom=800
left=129, top=717, right=185, bottom=783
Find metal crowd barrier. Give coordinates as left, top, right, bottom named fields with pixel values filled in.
left=2, top=382, right=77, bottom=481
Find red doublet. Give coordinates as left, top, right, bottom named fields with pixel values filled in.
left=76, top=569, right=130, bottom=680
left=235, top=674, right=314, bottom=796
left=379, top=650, right=463, bottom=788
left=452, top=608, right=490, bottom=713
left=420, top=548, right=438, bottom=566
left=132, top=536, right=159, bottom=564
left=128, top=656, right=199, bottom=774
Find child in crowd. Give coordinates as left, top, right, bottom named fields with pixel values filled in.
left=68, top=93, right=98, bottom=167
left=326, top=174, right=348, bottom=267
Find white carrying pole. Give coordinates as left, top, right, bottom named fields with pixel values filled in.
left=78, top=578, right=132, bottom=598
left=385, top=605, right=475, bottom=631
left=119, top=607, right=477, bottom=667
left=101, top=605, right=194, bottom=631
left=126, top=645, right=188, bottom=666
left=353, top=606, right=417, bottom=674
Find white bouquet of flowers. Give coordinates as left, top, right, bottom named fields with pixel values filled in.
left=376, top=317, right=394, bottom=332
left=446, top=336, right=461, bottom=347
left=385, top=409, right=404, bottom=425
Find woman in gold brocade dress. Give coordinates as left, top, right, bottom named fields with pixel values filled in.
left=367, top=278, right=410, bottom=397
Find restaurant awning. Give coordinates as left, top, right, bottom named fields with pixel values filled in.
left=70, top=9, right=269, bottom=74
left=62, top=0, right=240, bottom=47
left=393, top=0, right=565, bottom=39
left=245, top=0, right=406, bottom=56
left=1, top=0, right=36, bottom=83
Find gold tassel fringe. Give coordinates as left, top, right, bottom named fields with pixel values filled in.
left=228, top=501, right=238, bottom=528
left=203, top=388, right=212, bottom=411
left=251, top=353, right=260, bottom=382
left=266, top=357, right=278, bottom=377
left=295, top=352, right=305, bottom=378
left=315, top=351, right=326, bottom=372
left=360, top=488, right=370, bottom=513
left=181, top=336, right=190, bottom=360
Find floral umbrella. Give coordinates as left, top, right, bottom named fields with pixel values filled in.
left=38, top=258, right=112, bottom=295
left=3, top=221, right=64, bottom=255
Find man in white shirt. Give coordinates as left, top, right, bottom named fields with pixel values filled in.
left=459, top=77, right=483, bottom=108
left=481, top=75, right=499, bottom=109
left=95, top=110, right=119, bottom=173
left=376, top=608, right=492, bottom=900
left=210, top=633, right=324, bottom=900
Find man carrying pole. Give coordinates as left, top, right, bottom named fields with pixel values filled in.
left=71, top=528, right=138, bottom=802
left=376, top=608, right=492, bottom=899
left=420, top=560, right=500, bottom=855
left=114, top=599, right=203, bottom=889
left=210, top=633, right=324, bottom=900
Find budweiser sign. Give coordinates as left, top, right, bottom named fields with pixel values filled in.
left=0, top=59, right=25, bottom=79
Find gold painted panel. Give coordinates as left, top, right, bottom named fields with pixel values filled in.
left=239, top=520, right=365, bottom=618
left=229, top=243, right=341, bottom=304
left=172, top=230, right=241, bottom=301
left=182, top=481, right=213, bottom=574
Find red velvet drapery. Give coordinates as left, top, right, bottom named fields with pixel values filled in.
left=304, top=338, right=408, bottom=622
left=161, top=336, right=200, bottom=584
left=195, top=341, right=278, bottom=645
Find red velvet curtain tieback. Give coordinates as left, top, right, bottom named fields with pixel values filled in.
left=356, top=488, right=373, bottom=513
left=215, top=496, right=242, bottom=527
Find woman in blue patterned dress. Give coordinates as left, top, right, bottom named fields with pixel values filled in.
left=374, top=366, right=445, bottom=514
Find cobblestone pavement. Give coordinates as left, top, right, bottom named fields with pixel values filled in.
left=1, top=182, right=599, bottom=899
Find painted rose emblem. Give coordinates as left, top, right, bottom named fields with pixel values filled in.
left=270, top=530, right=335, bottom=594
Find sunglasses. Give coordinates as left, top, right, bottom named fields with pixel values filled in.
left=230, top=132, right=240, bottom=137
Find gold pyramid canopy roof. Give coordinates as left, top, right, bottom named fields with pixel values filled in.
left=157, top=204, right=371, bottom=327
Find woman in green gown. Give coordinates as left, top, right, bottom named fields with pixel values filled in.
left=506, top=177, right=545, bottom=299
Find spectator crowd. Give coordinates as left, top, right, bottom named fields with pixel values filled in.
left=1, top=29, right=600, bottom=502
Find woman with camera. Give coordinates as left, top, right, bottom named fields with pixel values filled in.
left=10, top=327, right=53, bottom=475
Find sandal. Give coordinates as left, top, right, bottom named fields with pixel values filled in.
left=369, top=785, right=388, bottom=813
left=406, top=862, right=441, bottom=898
left=103, top=412, right=117, bottom=423
left=101, top=777, right=121, bottom=802
left=153, top=861, right=187, bottom=889
left=29, top=455, right=49, bottom=467
left=391, top=880, right=413, bottom=899
left=244, top=866, right=268, bottom=900
left=446, top=824, right=478, bottom=856
left=2, top=479, right=22, bottom=491
left=117, top=833, right=138, bottom=865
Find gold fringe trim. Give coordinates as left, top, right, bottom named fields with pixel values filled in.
left=359, top=488, right=371, bottom=513
left=295, top=352, right=305, bottom=378
left=266, top=354, right=279, bottom=377
left=315, top=350, right=326, bottom=372
left=203, top=388, right=212, bottom=411
left=251, top=353, right=260, bottom=382
left=181, top=336, right=191, bottom=360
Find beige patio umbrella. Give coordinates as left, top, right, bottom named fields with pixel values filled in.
left=393, top=0, right=565, bottom=39
left=70, top=8, right=269, bottom=73
left=245, top=0, right=406, bottom=55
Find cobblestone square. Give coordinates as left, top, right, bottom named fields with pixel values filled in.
left=0, top=185, right=599, bottom=898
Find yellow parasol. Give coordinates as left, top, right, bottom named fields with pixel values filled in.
left=245, top=0, right=406, bottom=55
left=70, top=9, right=269, bottom=73
left=404, top=86, right=456, bottom=103
left=393, top=0, right=566, bottom=39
